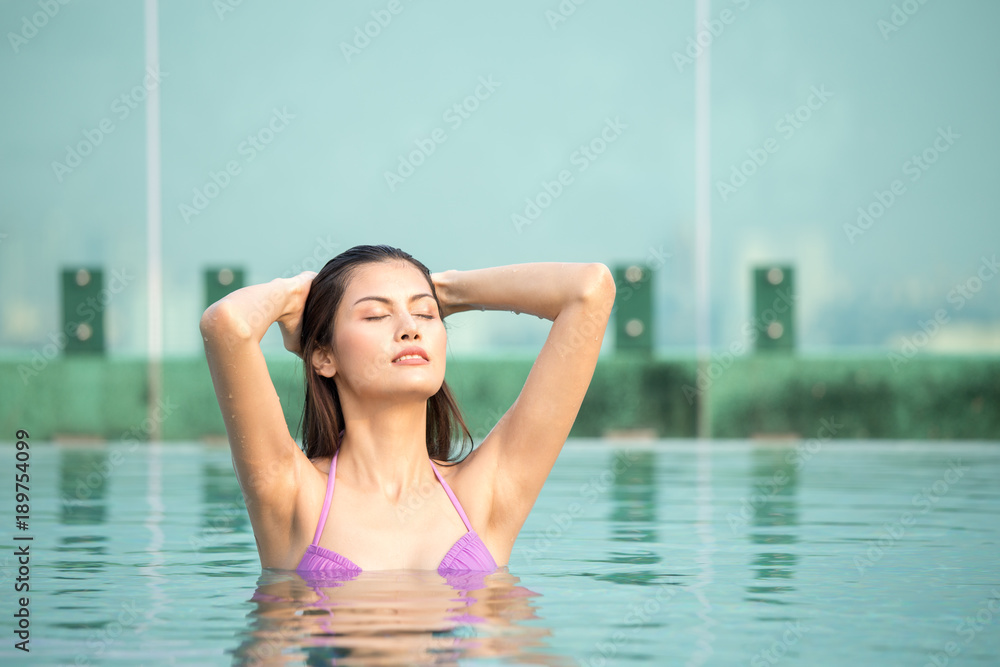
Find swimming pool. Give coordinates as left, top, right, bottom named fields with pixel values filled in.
left=1, top=439, right=998, bottom=665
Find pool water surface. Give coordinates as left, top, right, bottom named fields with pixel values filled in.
left=1, top=439, right=998, bottom=665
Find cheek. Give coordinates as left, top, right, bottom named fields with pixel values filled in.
left=337, top=327, right=391, bottom=369
left=430, top=324, right=447, bottom=351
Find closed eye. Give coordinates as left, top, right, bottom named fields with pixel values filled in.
left=364, top=314, right=435, bottom=320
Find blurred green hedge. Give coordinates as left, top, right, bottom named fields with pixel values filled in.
left=2, top=354, right=996, bottom=442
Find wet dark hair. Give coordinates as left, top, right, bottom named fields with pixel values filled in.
left=296, top=244, right=473, bottom=464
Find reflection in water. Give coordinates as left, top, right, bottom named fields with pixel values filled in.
left=59, top=449, right=109, bottom=526
left=603, top=451, right=662, bottom=578
left=746, top=445, right=800, bottom=606
left=54, top=449, right=109, bottom=594
left=688, top=438, right=717, bottom=666
left=142, top=442, right=168, bottom=638
left=231, top=568, right=573, bottom=666
left=588, top=451, right=668, bottom=663
left=196, top=460, right=250, bottom=559
left=611, top=451, right=659, bottom=542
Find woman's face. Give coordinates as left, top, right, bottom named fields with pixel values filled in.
left=325, top=260, right=447, bottom=401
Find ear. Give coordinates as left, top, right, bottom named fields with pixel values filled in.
left=311, top=346, right=337, bottom=378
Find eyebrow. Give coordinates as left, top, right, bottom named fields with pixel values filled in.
left=352, top=293, right=435, bottom=308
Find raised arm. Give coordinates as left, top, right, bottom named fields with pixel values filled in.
left=198, top=271, right=316, bottom=548
left=432, top=263, right=616, bottom=544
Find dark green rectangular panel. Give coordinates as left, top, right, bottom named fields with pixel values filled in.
left=612, top=264, right=653, bottom=355
left=61, top=267, right=105, bottom=354
left=205, top=267, right=245, bottom=310
left=753, top=265, right=795, bottom=352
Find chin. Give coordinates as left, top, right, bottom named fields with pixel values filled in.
left=378, top=373, right=444, bottom=399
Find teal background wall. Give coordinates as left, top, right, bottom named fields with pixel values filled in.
left=2, top=1, right=998, bottom=443
left=2, top=0, right=999, bottom=358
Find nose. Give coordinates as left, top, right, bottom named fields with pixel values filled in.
left=397, top=312, right=421, bottom=341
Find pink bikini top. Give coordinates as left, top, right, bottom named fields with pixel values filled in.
left=296, top=448, right=498, bottom=579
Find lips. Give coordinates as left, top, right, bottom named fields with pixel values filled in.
left=392, top=346, right=429, bottom=363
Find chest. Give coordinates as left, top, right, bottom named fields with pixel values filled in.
left=319, top=482, right=472, bottom=570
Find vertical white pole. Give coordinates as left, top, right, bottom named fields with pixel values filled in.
left=145, top=0, right=162, bottom=440
left=141, top=8, right=168, bottom=625
left=690, top=2, right=717, bottom=665
left=694, top=0, right=712, bottom=440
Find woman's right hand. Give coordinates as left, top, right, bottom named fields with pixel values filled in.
left=276, top=271, right=318, bottom=359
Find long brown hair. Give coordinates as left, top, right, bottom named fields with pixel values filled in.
left=296, top=244, right=473, bottom=464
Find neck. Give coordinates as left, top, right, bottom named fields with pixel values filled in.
left=336, top=397, right=434, bottom=503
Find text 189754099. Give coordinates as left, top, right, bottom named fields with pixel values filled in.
left=13, top=429, right=32, bottom=653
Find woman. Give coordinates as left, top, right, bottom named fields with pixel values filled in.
left=199, top=245, right=615, bottom=576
